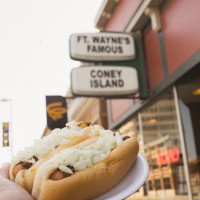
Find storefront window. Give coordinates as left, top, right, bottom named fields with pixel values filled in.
left=176, top=65, right=200, bottom=200
left=118, top=116, right=143, bottom=153
left=119, top=116, right=147, bottom=199
left=140, top=89, right=188, bottom=199
left=125, top=88, right=189, bottom=200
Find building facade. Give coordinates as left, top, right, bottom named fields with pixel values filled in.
left=67, top=96, right=108, bottom=129
left=93, top=0, right=200, bottom=200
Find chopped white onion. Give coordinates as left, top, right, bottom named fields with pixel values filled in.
left=58, top=165, right=74, bottom=174
left=12, top=121, right=90, bottom=165
left=52, top=129, right=128, bottom=174
left=115, top=131, right=123, bottom=146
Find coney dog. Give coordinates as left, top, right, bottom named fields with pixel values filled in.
left=31, top=126, right=139, bottom=200
left=9, top=121, right=103, bottom=193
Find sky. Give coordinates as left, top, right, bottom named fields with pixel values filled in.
left=0, top=0, right=103, bottom=163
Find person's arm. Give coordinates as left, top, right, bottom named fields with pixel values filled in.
left=0, top=163, right=34, bottom=200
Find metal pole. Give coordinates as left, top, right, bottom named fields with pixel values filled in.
left=138, top=113, right=150, bottom=200
left=0, top=98, right=13, bottom=156
left=173, top=86, right=193, bottom=200
left=9, top=99, right=13, bottom=156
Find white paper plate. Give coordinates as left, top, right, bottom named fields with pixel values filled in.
left=94, top=153, right=149, bottom=200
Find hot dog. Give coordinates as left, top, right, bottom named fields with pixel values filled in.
left=9, top=121, right=139, bottom=200
left=9, top=121, right=103, bottom=193
left=31, top=127, right=139, bottom=200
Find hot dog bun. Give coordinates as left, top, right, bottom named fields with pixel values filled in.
left=32, top=137, right=139, bottom=200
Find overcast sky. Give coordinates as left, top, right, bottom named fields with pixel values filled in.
left=0, top=0, right=103, bottom=160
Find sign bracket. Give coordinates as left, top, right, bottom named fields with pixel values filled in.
left=65, top=95, right=148, bottom=100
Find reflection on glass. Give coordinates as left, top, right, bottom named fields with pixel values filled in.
left=123, top=89, right=189, bottom=200
left=118, top=116, right=142, bottom=152
left=176, top=65, right=200, bottom=200
left=140, top=89, right=188, bottom=199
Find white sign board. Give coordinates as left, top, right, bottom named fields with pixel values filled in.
left=71, top=66, right=138, bottom=97
left=70, top=32, right=135, bottom=61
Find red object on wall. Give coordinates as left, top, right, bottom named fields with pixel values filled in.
left=162, top=0, right=200, bottom=74
left=143, top=27, right=164, bottom=90
left=106, top=0, right=141, bottom=31
left=156, top=147, right=180, bottom=167
left=110, top=99, right=132, bottom=122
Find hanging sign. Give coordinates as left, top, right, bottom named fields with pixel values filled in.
left=69, top=32, right=135, bottom=61
left=46, top=96, right=68, bottom=130
left=71, top=66, right=138, bottom=97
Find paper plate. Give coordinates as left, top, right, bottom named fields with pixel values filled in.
left=94, top=153, right=149, bottom=200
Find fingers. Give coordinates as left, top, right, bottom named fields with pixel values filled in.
left=0, top=162, right=10, bottom=179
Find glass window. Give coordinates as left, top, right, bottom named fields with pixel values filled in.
left=176, top=64, right=200, bottom=199
left=118, top=116, right=143, bottom=152
left=163, top=177, right=171, bottom=189
left=138, top=88, right=188, bottom=200
left=155, top=179, right=161, bottom=190
left=148, top=180, right=153, bottom=190
left=120, top=88, right=190, bottom=200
